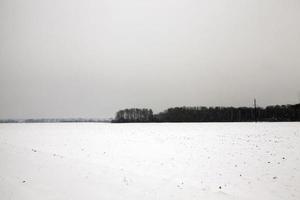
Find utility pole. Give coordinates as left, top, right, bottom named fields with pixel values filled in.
left=254, top=98, right=257, bottom=122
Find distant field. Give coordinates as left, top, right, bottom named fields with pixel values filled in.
left=0, top=123, right=299, bottom=200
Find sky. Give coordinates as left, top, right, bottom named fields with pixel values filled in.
left=0, top=0, right=300, bottom=119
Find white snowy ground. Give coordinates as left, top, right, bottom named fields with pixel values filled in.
left=0, top=123, right=299, bottom=200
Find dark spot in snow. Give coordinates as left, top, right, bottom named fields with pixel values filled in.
left=123, top=177, right=129, bottom=185
left=282, top=157, right=286, bottom=160
left=267, top=161, right=271, bottom=164
left=273, top=176, right=278, bottom=179
left=22, top=180, right=26, bottom=183
left=219, top=186, right=222, bottom=189
left=240, top=174, right=242, bottom=177
left=32, top=149, right=37, bottom=152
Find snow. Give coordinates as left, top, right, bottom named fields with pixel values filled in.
left=0, top=122, right=299, bottom=200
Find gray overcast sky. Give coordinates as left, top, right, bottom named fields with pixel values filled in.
left=0, top=0, right=300, bottom=119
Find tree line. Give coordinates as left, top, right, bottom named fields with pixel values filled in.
left=113, top=104, right=300, bottom=122
left=113, top=108, right=153, bottom=122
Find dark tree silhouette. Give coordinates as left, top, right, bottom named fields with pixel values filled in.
left=113, top=104, right=300, bottom=123
left=113, top=108, right=153, bottom=122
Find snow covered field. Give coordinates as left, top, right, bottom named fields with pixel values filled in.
left=0, top=123, right=299, bottom=200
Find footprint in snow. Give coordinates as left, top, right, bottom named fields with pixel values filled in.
left=53, top=153, right=64, bottom=158
left=177, top=181, right=184, bottom=189
left=123, top=177, right=129, bottom=185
